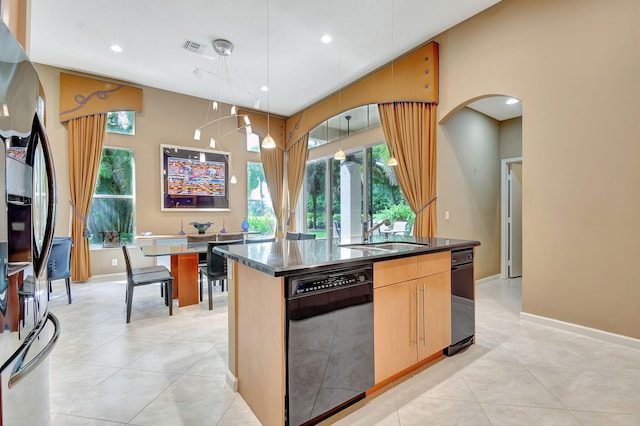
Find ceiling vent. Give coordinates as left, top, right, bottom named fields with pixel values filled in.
left=183, top=39, right=205, bottom=54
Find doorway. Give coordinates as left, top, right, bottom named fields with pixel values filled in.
left=501, top=157, right=522, bottom=278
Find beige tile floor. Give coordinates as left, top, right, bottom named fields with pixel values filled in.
left=47, top=275, right=640, bottom=425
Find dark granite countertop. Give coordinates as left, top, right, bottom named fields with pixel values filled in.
left=215, top=235, right=480, bottom=277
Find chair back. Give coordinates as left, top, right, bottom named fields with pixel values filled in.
left=245, top=237, right=276, bottom=244
left=217, top=233, right=244, bottom=242
left=47, top=237, right=72, bottom=280
left=187, top=235, right=212, bottom=243
left=121, top=245, right=134, bottom=277
left=206, top=240, right=243, bottom=280
left=298, top=233, right=316, bottom=240
left=286, top=232, right=299, bottom=240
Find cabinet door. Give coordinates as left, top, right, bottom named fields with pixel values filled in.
left=418, top=271, right=452, bottom=360
left=374, top=281, right=418, bottom=383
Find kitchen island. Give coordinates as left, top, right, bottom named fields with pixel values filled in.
left=217, top=235, right=479, bottom=426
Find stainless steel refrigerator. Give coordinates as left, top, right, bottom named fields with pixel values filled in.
left=0, top=21, right=59, bottom=425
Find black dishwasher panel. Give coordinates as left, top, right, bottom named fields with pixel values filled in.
left=444, top=248, right=475, bottom=356
left=286, top=266, right=374, bottom=426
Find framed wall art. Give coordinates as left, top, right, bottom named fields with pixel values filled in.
left=160, top=144, right=231, bottom=211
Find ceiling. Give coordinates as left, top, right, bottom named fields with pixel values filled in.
left=467, top=96, right=522, bottom=121
left=28, top=0, right=504, bottom=118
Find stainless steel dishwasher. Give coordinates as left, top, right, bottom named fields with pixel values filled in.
left=286, top=265, right=374, bottom=426
left=444, top=248, right=475, bottom=356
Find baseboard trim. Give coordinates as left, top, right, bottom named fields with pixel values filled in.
left=520, top=312, right=640, bottom=350
left=475, top=274, right=500, bottom=286
left=226, top=369, right=238, bottom=392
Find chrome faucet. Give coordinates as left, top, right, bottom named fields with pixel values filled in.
left=363, top=219, right=391, bottom=242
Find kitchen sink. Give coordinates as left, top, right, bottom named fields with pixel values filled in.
left=368, top=242, right=427, bottom=250
left=341, top=242, right=428, bottom=252
left=341, top=245, right=391, bottom=252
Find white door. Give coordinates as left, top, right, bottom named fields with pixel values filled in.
left=508, top=162, right=522, bottom=278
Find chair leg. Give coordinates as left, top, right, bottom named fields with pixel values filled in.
left=126, top=283, right=134, bottom=323
left=47, top=281, right=51, bottom=301
left=65, top=277, right=72, bottom=304
left=167, top=280, right=173, bottom=316
left=208, top=279, right=213, bottom=310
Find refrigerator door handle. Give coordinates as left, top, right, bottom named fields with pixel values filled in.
left=31, top=113, right=57, bottom=279
left=3, top=311, right=60, bottom=388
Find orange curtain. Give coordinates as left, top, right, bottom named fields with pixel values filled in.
left=378, top=102, right=437, bottom=237
left=67, top=114, right=107, bottom=280
left=260, top=138, right=285, bottom=237
left=286, top=134, right=309, bottom=232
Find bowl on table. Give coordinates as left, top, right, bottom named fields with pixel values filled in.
left=190, top=221, right=213, bottom=234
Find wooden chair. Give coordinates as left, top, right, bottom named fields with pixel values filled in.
left=121, top=245, right=174, bottom=323
left=200, top=240, right=243, bottom=310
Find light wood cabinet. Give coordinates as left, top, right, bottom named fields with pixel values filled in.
left=418, top=271, right=451, bottom=359
left=373, top=279, right=418, bottom=380
left=374, top=252, right=451, bottom=384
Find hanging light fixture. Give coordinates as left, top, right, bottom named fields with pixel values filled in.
left=386, top=0, right=399, bottom=167
left=334, top=114, right=349, bottom=161
left=193, top=39, right=253, bottom=145
left=261, top=0, right=276, bottom=149
left=333, top=6, right=346, bottom=161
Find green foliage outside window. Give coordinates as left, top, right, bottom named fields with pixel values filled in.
left=88, top=148, right=135, bottom=246
left=247, top=162, right=275, bottom=235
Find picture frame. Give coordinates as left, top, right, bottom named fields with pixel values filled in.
left=160, top=144, right=231, bottom=211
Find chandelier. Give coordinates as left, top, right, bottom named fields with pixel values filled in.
left=193, top=39, right=253, bottom=148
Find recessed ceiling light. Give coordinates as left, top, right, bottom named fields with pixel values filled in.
left=506, top=98, right=520, bottom=105
left=321, top=35, right=332, bottom=44
left=110, top=44, right=123, bottom=53
left=261, top=86, right=269, bottom=92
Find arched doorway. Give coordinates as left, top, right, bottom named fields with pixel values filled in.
left=440, top=95, right=522, bottom=280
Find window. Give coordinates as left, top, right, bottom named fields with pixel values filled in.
left=106, top=111, right=135, bottom=135
left=88, top=147, right=135, bottom=247
left=246, top=132, right=260, bottom=152
left=308, top=104, right=381, bottom=149
left=247, top=161, right=275, bottom=235
left=301, top=143, right=413, bottom=239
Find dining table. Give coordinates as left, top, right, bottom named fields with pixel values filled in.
left=137, top=231, right=258, bottom=307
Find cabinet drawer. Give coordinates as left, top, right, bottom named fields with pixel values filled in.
left=374, top=256, right=417, bottom=288
left=416, top=251, right=450, bottom=277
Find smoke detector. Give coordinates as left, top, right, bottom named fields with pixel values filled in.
left=212, top=39, right=234, bottom=56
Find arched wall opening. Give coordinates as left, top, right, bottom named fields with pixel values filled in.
left=437, top=94, right=522, bottom=281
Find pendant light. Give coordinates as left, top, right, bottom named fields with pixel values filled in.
left=333, top=5, right=346, bottom=161
left=334, top=114, right=350, bottom=161
left=261, top=0, right=276, bottom=149
left=386, top=0, right=398, bottom=167
left=193, top=39, right=252, bottom=145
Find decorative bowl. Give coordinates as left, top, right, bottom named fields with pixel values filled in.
left=190, top=221, right=213, bottom=234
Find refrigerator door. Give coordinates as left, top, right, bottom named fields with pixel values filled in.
left=1, top=20, right=59, bottom=425
left=28, top=114, right=56, bottom=279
